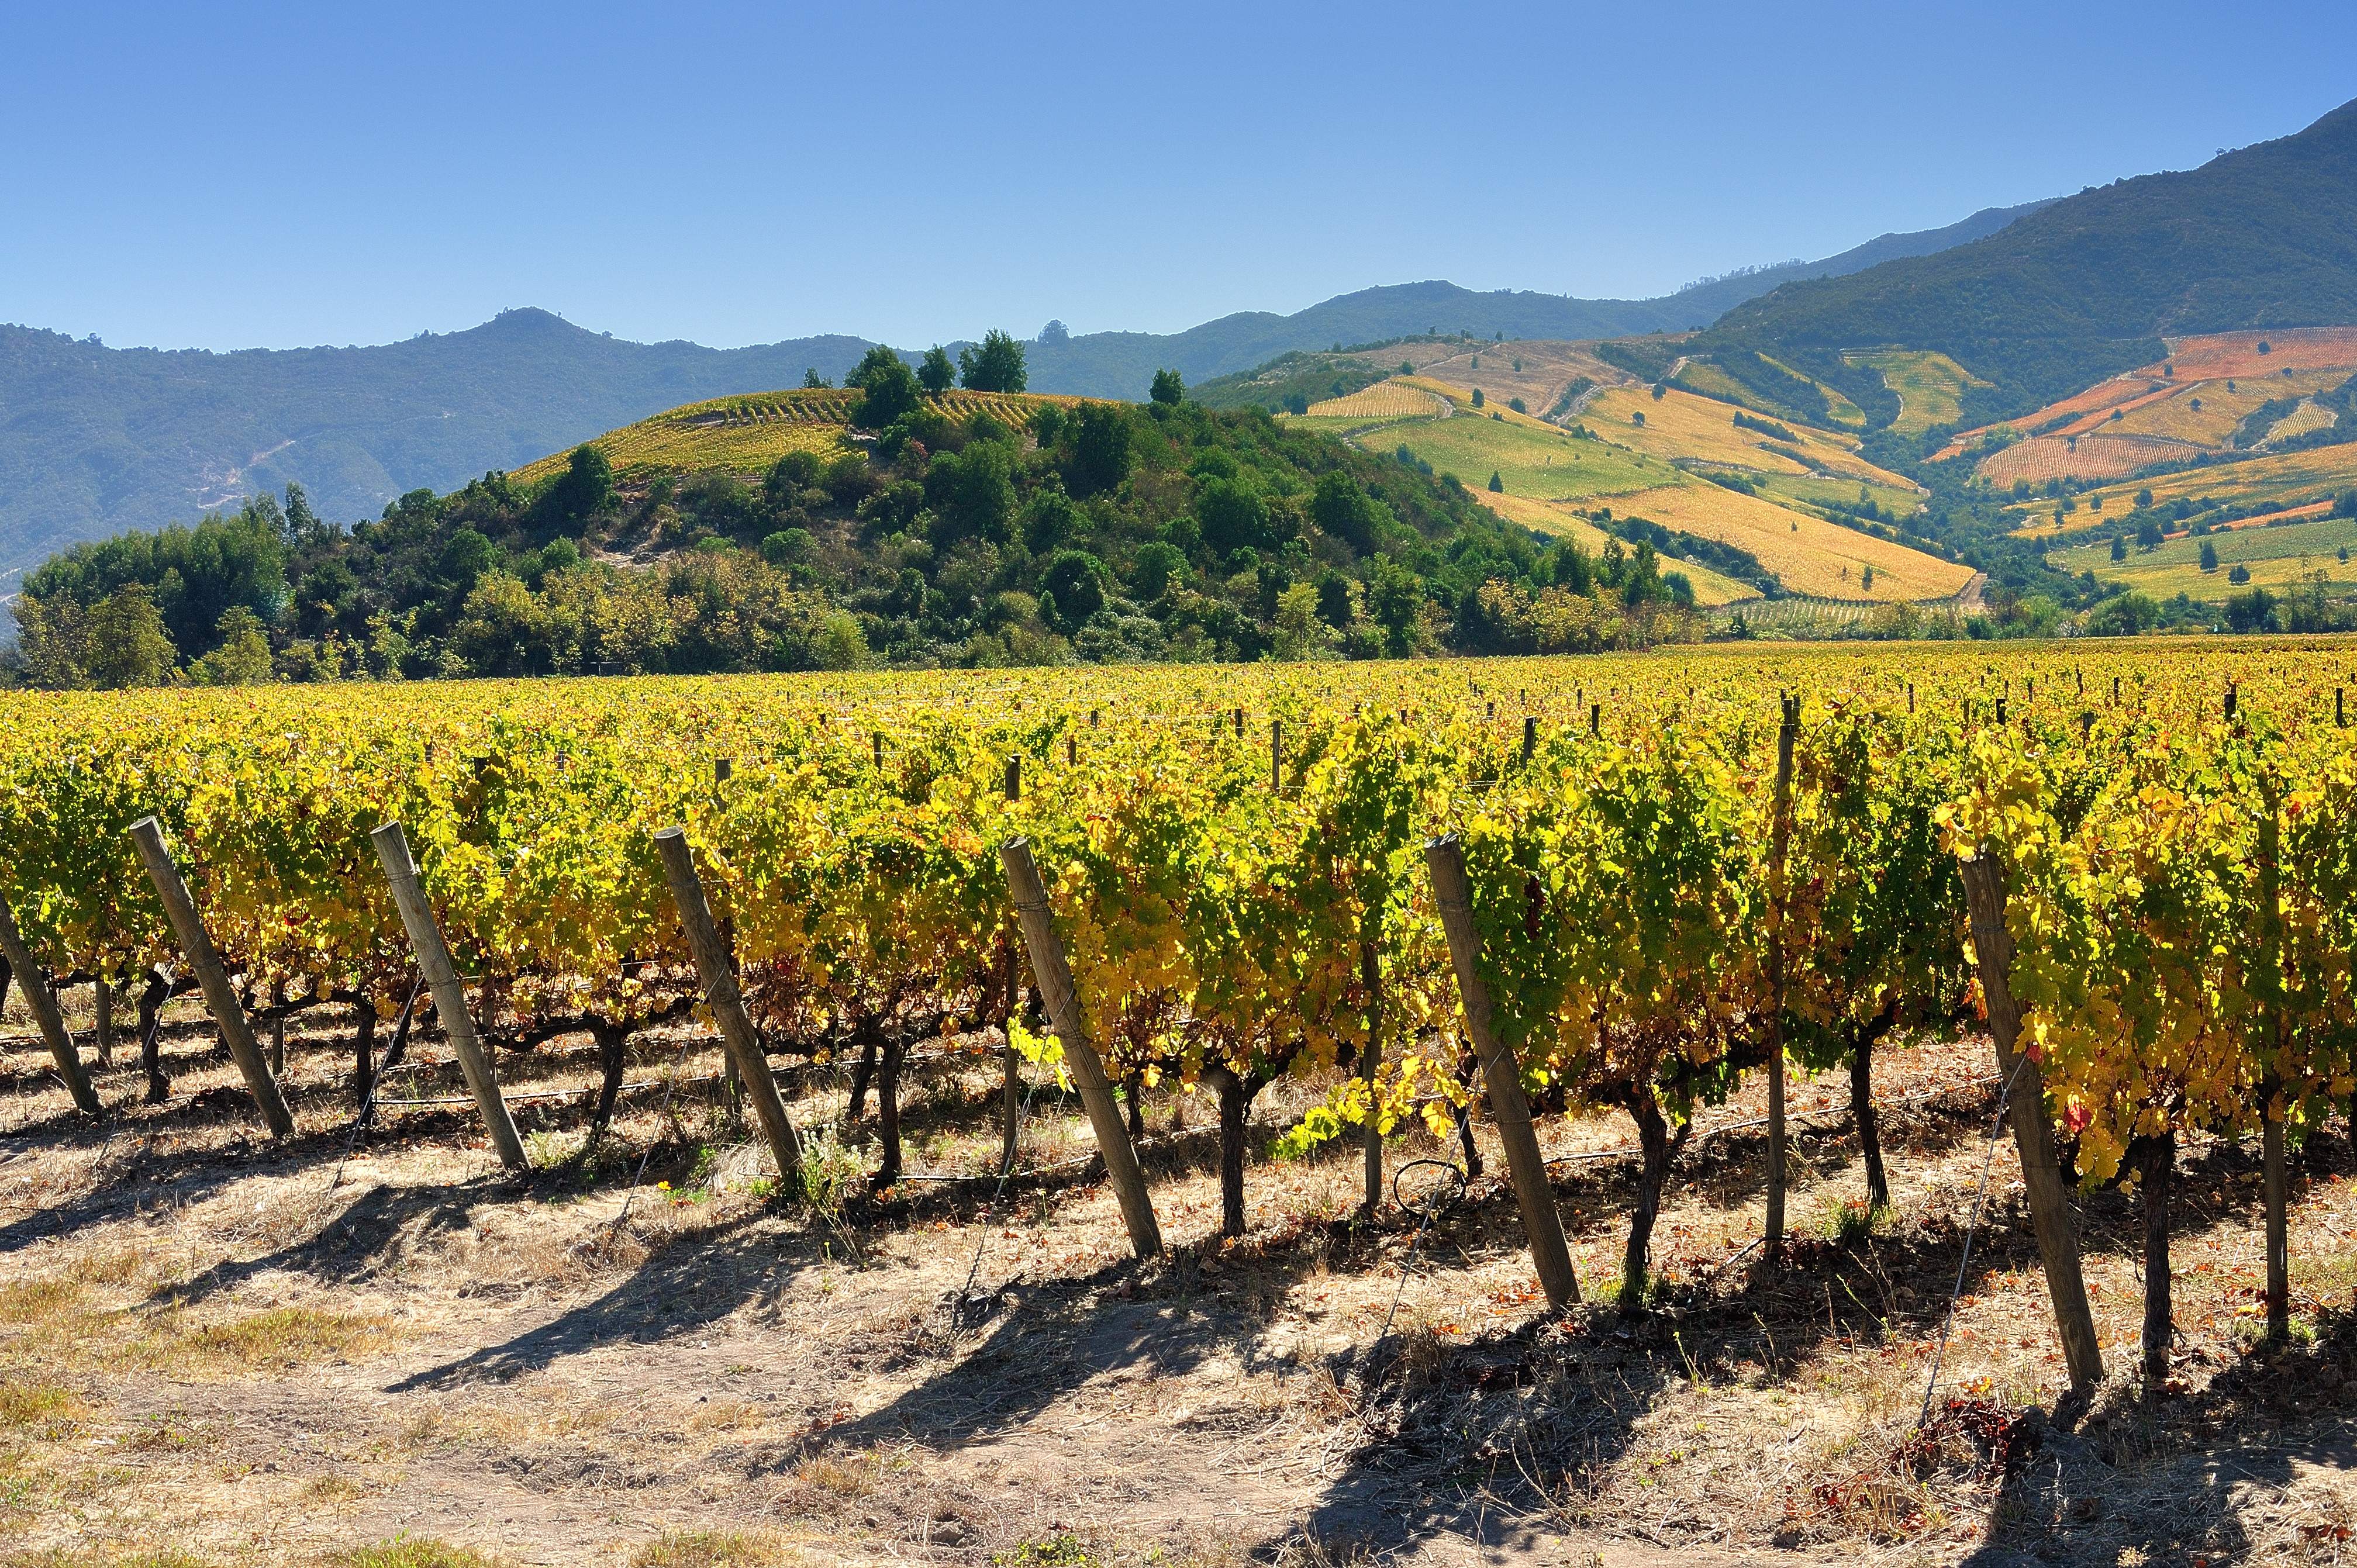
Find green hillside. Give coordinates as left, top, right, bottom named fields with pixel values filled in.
left=8, top=361, right=1732, bottom=685
left=1275, top=369, right=1972, bottom=607
left=2051, top=512, right=2357, bottom=603
left=1702, top=98, right=2357, bottom=423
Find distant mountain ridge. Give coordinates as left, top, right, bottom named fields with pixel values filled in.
left=1024, top=199, right=2056, bottom=398
left=0, top=198, right=2056, bottom=574
left=1706, top=97, right=2357, bottom=420
left=0, top=312, right=873, bottom=580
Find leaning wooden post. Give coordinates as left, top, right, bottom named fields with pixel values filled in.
left=0, top=898, right=102, bottom=1116
left=1358, top=935, right=1385, bottom=1213
left=1764, top=692, right=1799, bottom=1254
left=1000, top=837, right=1162, bottom=1258
left=128, top=816, right=294, bottom=1137
left=1426, top=835, right=1580, bottom=1307
left=371, top=821, right=527, bottom=1173
left=1959, top=851, right=2103, bottom=1396
left=650, top=827, right=804, bottom=1188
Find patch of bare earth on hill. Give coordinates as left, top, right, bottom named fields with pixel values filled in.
left=2, top=989, right=2355, bottom=1568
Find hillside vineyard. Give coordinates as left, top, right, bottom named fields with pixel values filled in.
left=3, top=644, right=2352, bottom=1369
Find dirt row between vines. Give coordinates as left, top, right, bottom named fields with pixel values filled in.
left=1, top=989, right=2353, bottom=1568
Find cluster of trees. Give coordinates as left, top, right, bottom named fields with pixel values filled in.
left=6, top=371, right=1716, bottom=687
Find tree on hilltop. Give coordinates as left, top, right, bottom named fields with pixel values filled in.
left=960, top=330, right=1029, bottom=393
left=1150, top=368, right=1184, bottom=407
left=918, top=346, right=955, bottom=396
left=849, top=347, right=922, bottom=429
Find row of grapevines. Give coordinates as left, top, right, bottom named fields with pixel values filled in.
left=1, top=644, right=2352, bottom=1325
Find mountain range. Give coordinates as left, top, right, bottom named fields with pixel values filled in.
left=1705, top=99, right=2357, bottom=419
left=0, top=200, right=2052, bottom=579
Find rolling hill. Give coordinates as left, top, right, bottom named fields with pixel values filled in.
left=0, top=310, right=876, bottom=583
left=0, top=200, right=2052, bottom=580
left=16, top=375, right=1729, bottom=682
left=1273, top=353, right=1971, bottom=606
left=1702, top=97, right=2357, bottom=422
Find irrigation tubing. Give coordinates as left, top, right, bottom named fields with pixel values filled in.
left=1355, top=1158, right=1466, bottom=1394
left=321, top=978, right=424, bottom=1206
left=1916, top=1053, right=2029, bottom=1434
left=951, top=1049, right=1050, bottom=1331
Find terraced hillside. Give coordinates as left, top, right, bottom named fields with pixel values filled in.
left=510, top=388, right=1078, bottom=488
left=1926, top=329, right=2357, bottom=606
left=1280, top=360, right=1969, bottom=605
left=1931, top=329, right=2357, bottom=485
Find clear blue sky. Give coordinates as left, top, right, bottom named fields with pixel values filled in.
left=5, top=2, right=2353, bottom=353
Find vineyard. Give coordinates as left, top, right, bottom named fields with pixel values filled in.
left=4, top=644, right=2357, bottom=1564
left=1301, top=384, right=1447, bottom=422
left=506, top=388, right=1081, bottom=488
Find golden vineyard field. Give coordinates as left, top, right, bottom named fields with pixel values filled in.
left=5, top=642, right=2351, bottom=1148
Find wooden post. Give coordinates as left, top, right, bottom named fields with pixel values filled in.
left=2265, top=1105, right=2290, bottom=1337
left=1426, top=835, right=1580, bottom=1307
left=1959, top=851, right=2104, bottom=1396
left=998, top=931, right=1022, bottom=1174
left=1523, top=716, right=1537, bottom=762
left=1765, top=693, right=1799, bottom=1254
left=94, top=981, right=114, bottom=1067
left=128, top=817, right=294, bottom=1137
left=1359, top=937, right=1384, bottom=1213
left=371, top=822, right=528, bottom=1173
left=0, top=898, right=101, bottom=1115
left=1270, top=720, right=1282, bottom=792
left=2258, top=778, right=2291, bottom=1338
left=651, top=827, right=804, bottom=1188
left=1000, top=837, right=1162, bottom=1258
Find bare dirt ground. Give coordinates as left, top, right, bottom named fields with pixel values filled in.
left=2, top=986, right=2353, bottom=1568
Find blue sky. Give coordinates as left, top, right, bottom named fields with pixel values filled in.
left=5, top=2, right=2353, bottom=353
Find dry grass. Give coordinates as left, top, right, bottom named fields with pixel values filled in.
left=1607, top=484, right=1972, bottom=601
left=1471, top=492, right=1754, bottom=606
left=1937, top=376, right=2167, bottom=458
left=326, top=1541, right=501, bottom=1568
left=129, top=1307, right=395, bottom=1373
left=1972, top=431, right=2197, bottom=484
left=630, top=1529, right=806, bottom=1567
left=1845, top=350, right=1990, bottom=436
left=3, top=993, right=2355, bottom=1567
left=2139, top=326, right=2357, bottom=381
left=2080, top=443, right=2357, bottom=517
